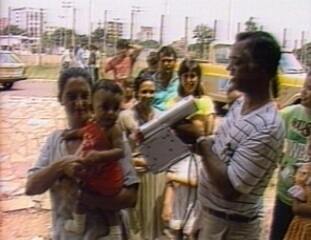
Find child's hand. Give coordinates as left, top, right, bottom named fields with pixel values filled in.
left=161, top=204, right=173, bottom=222
left=133, top=157, right=148, bottom=172
left=133, top=156, right=147, bottom=167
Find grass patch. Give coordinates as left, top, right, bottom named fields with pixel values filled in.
left=25, top=65, right=60, bottom=80
left=24, top=59, right=146, bottom=81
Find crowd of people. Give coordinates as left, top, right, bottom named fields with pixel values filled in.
left=25, top=32, right=311, bottom=240
left=60, top=44, right=102, bottom=83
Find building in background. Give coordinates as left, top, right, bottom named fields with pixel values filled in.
left=137, top=26, right=154, bottom=41
left=11, top=7, right=47, bottom=37
left=106, top=20, right=124, bottom=41
left=0, top=18, right=9, bottom=33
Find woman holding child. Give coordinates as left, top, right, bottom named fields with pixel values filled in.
left=26, top=68, right=139, bottom=240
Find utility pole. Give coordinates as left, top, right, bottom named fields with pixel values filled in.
left=39, top=8, right=44, bottom=65
left=72, top=7, right=76, bottom=47
left=213, top=19, right=218, bottom=40
left=103, top=10, right=108, bottom=53
left=8, top=7, right=11, bottom=49
left=237, top=22, right=241, bottom=34
left=159, top=14, right=164, bottom=45
left=88, top=0, right=92, bottom=48
left=282, top=28, right=287, bottom=48
left=130, top=9, right=134, bottom=41
left=294, top=39, right=298, bottom=51
left=61, top=1, right=73, bottom=48
left=184, top=16, right=189, bottom=54
left=130, top=6, right=141, bottom=42
left=227, top=0, right=232, bottom=40
left=301, top=31, right=305, bottom=65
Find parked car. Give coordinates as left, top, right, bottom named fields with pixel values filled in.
left=197, top=41, right=306, bottom=112
left=0, top=51, right=27, bottom=90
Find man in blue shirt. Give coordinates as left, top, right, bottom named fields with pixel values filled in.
left=152, top=46, right=179, bottom=111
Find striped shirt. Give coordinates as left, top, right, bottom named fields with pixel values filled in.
left=199, top=98, right=285, bottom=217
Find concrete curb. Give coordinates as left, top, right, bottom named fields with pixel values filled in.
left=26, top=79, right=57, bottom=82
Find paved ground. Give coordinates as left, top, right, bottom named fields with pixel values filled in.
left=0, top=80, right=277, bottom=239
left=1, top=80, right=64, bottom=240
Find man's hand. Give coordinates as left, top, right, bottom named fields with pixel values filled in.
left=196, top=135, right=215, bottom=156
left=174, top=120, right=204, bottom=144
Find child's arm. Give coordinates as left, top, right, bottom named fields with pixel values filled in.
left=292, top=199, right=311, bottom=218
left=109, top=124, right=125, bottom=159
left=167, top=172, right=198, bottom=187
left=83, top=125, right=124, bottom=164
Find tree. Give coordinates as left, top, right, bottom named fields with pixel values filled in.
left=41, top=32, right=54, bottom=52
left=41, top=28, right=81, bottom=51
left=193, top=24, right=214, bottom=58
left=295, top=42, right=311, bottom=69
left=2, top=25, right=25, bottom=35
left=140, top=40, right=160, bottom=49
left=92, top=27, right=105, bottom=46
left=76, top=34, right=88, bottom=46
left=245, top=17, right=259, bottom=32
left=46, top=28, right=75, bottom=48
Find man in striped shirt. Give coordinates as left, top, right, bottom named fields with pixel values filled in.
left=176, top=31, right=285, bottom=239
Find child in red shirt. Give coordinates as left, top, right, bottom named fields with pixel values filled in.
left=63, top=80, right=125, bottom=239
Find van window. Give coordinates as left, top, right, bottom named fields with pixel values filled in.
left=279, top=53, right=305, bottom=74
left=214, top=45, right=231, bottom=64
left=0, top=53, right=20, bottom=64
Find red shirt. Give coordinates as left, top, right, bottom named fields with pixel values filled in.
left=80, top=121, right=123, bottom=196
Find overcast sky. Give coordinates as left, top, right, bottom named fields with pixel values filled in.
left=1, top=0, right=310, bottom=48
